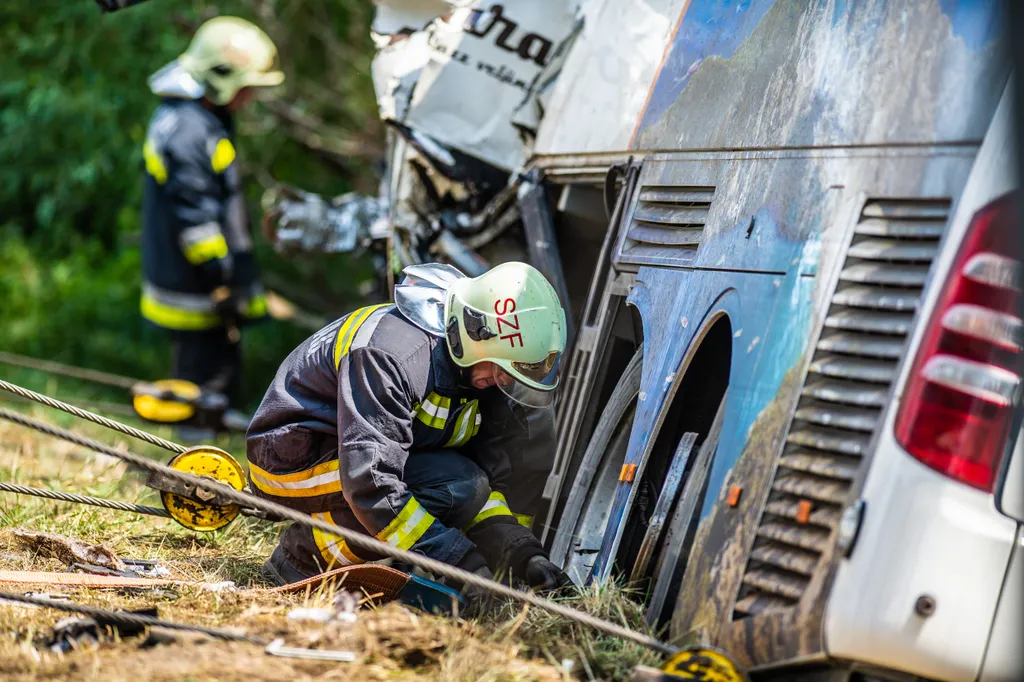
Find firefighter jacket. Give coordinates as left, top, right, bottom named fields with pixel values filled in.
left=246, top=304, right=547, bottom=573
left=140, top=98, right=266, bottom=332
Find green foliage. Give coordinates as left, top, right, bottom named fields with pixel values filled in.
left=0, top=0, right=382, bottom=410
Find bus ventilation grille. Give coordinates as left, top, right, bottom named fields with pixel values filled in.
left=733, top=198, right=951, bottom=619
left=617, top=185, right=714, bottom=267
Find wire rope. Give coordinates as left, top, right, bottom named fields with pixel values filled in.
left=0, top=403, right=679, bottom=656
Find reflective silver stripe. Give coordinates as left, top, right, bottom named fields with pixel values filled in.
left=349, top=305, right=395, bottom=353
left=142, top=281, right=263, bottom=312
left=445, top=400, right=478, bottom=447
left=418, top=397, right=450, bottom=421
left=477, top=497, right=509, bottom=516
left=382, top=503, right=432, bottom=549
left=248, top=462, right=342, bottom=495
left=179, top=222, right=223, bottom=249
left=142, top=282, right=216, bottom=312
left=311, top=512, right=359, bottom=566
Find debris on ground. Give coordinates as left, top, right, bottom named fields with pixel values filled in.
left=287, top=591, right=359, bottom=624
left=123, top=559, right=172, bottom=578
left=199, top=580, right=236, bottom=593
left=11, top=530, right=126, bottom=572
left=41, top=608, right=156, bottom=654
left=140, top=626, right=214, bottom=649
left=264, top=638, right=356, bottom=662
left=0, top=420, right=661, bottom=681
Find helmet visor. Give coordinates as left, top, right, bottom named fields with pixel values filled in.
left=493, top=357, right=559, bottom=409
left=511, top=351, right=561, bottom=387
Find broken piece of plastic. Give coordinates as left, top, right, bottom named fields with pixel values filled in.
left=264, top=638, right=356, bottom=662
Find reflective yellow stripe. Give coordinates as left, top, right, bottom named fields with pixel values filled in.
left=211, top=138, right=236, bottom=173
left=143, top=140, right=168, bottom=184
left=465, top=490, right=515, bottom=531
left=514, top=513, right=534, bottom=529
left=140, top=293, right=220, bottom=330
left=182, top=233, right=229, bottom=264
left=377, top=497, right=435, bottom=551
left=311, top=511, right=363, bottom=567
left=333, top=304, right=391, bottom=369
left=248, top=459, right=342, bottom=498
left=413, top=392, right=451, bottom=429
left=445, top=400, right=479, bottom=448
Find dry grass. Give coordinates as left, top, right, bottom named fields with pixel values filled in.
left=0, top=404, right=661, bottom=681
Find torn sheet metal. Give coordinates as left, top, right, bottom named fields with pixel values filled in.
left=532, top=0, right=685, bottom=156
left=401, top=1, right=580, bottom=170
left=371, top=0, right=453, bottom=38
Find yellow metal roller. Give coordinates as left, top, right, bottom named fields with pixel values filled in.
left=133, top=379, right=201, bottom=423
left=159, top=446, right=245, bottom=532
left=660, top=647, right=746, bottom=682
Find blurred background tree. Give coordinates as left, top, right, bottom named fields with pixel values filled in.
left=0, top=0, right=383, bottom=411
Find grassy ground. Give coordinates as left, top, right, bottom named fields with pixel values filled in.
left=0, top=393, right=662, bottom=681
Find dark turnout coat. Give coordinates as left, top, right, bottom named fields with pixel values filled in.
left=246, top=304, right=546, bottom=574
left=141, top=98, right=265, bottom=331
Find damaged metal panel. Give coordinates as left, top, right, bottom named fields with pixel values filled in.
left=581, top=144, right=975, bottom=669
left=633, top=0, right=1007, bottom=152
left=732, top=198, right=950, bottom=623
left=532, top=0, right=688, bottom=156
left=518, top=173, right=574, bottom=336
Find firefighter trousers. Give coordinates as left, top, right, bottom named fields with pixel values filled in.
left=170, top=328, right=242, bottom=406
left=270, top=448, right=490, bottom=580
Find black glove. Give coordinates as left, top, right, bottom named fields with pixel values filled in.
left=524, top=555, right=573, bottom=594
left=452, top=551, right=494, bottom=616
left=210, top=286, right=243, bottom=341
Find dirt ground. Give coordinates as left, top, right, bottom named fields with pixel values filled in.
left=0, top=406, right=661, bottom=681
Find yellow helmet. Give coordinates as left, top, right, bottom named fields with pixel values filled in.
left=444, top=262, right=566, bottom=406
left=150, top=16, right=284, bottom=105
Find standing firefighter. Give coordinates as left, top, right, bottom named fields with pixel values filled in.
left=140, top=17, right=283, bottom=408
left=249, top=262, right=572, bottom=594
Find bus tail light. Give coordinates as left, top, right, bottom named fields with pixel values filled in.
left=895, top=193, right=1023, bottom=492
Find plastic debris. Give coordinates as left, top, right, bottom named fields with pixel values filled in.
left=123, top=558, right=172, bottom=578
left=265, top=638, right=356, bottom=662
left=287, top=607, right=334, bottom=624
left=287, top=591, right=360, bottom=624
left=0, top=591, right=71, bottom=607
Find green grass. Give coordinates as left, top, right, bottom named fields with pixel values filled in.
left=0, top=397, right=664, bottom=681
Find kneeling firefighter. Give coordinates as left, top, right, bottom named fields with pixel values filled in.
left=248, top=261, right=572, bottom=594
left=140, top=17, right=283, bottom=409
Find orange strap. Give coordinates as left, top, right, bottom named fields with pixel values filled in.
left=268, top=564, right=409, bottom=601
left=0, top=570, right=181, bottom=588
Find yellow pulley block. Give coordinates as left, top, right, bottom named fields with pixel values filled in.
left=132, top=379, right=202, bottom=423
left=660, top=647, right=747, bottom=682
left=156, top=446, right=246, bottom=532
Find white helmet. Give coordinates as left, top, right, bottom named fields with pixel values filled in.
left=444, top=262, right=566, bottom=407
left=149, top=16, right=284, bottom=105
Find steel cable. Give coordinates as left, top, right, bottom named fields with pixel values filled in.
left=0, top=379, right=185, bottom=454
left=0, top=352, right=139, bottom=389
left=0, top=482, right=170, bottom=518
left=0, top=590, right=263, bottom=643
left=0, top=404, right=679, bottom=656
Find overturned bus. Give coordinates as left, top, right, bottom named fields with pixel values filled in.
left=516, top=1, right=1022, bottom=680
